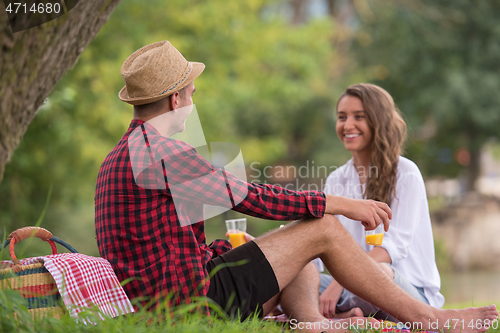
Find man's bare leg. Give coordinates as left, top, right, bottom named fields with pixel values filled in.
left=254, top=215, right=498, bottom=332
left=262, top=262, right=373, bottom=333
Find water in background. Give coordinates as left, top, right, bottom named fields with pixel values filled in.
left=440, top=270, right=500, bottom=305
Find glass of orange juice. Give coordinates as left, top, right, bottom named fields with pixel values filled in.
left=225, top=218, right=247, bottom=248
left=365, top=223, right=384, bottom=246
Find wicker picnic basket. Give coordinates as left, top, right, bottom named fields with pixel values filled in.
left=0, top=226, right=78, bottom=318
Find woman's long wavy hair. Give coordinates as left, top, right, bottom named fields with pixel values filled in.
left=337, top=84, right=407, bottom=206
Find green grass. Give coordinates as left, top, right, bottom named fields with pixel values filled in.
left=1, top=287, right=499, bottom=333
left=443, top=300, right=500, bottom=309
left=0, top=288, right=286, bottom=333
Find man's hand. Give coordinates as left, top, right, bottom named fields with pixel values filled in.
left=319, top=278, right=344, bottom=318
left=325, top=195, right=391, bottom=231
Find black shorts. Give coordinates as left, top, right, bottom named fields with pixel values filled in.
left=206, top=240, right=279, bottom=321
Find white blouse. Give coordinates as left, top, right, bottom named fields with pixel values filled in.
left=321, top=156, right=444, bottom=308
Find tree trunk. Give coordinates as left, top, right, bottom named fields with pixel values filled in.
left=290, top=0, right=310, bottom=25
left=465, top=123, right=483, bottom=192
left=326, top=0, right=337, bottom=17
left=0, top=0, right=121, bottom=184
left=466, top=145, right=481, bottom=192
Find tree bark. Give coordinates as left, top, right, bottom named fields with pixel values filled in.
left=326, top=0, right=337, bottom=18
left=465, top=122, right=483, bottom=192
left=0, top=0, right=121, bottom=183
left=466, top=145, right=481, bottom=193
left=290, top=0, right=310, bottom=25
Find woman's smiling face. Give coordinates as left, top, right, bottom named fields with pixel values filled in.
left=336, top=95, right=373, bottom=155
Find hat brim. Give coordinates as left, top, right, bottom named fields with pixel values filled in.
left=119, top=62, right=205, bottom=106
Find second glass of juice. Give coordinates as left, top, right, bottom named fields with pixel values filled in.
left=225, top=218, right=247, bottom=248
left=365, top=223, right=384, bottom=246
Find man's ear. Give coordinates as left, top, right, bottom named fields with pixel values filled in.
left=169, top=91, right=180, bottom=110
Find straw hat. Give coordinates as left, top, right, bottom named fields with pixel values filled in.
left=118, top=41, right=205, bottom=105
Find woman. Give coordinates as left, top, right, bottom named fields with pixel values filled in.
left=317, top=83, right=444, bottom=319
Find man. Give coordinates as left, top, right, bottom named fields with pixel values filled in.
left=95, top=41, right=497, bottom=332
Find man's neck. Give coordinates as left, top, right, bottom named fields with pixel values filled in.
left=133, top=111, right=163, bottom=122
left=137, top=111, right=178, bottom=138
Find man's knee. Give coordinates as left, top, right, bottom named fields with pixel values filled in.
left=297, top=214, right=348, bottom=249
left=305, top=213, right=341, bottom=230
left=257, top=214, right=345, bottom=254
left=304, top=261, right=320, bottom=284
left=313, top=214, right=347, bottom=238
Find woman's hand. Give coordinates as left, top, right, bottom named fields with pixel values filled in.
left=319, top=278, right=344, bottom=318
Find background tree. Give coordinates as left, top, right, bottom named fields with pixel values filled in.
left=346, top=0, right=500, bottom=191
left=0, top=0, right=122, bottom=184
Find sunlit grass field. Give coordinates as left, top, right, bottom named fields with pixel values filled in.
left=1, top=287, right=498, bottom=333
left=0, top=287, right=285, bottom=333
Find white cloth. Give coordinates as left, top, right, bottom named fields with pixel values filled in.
left=318, top=156, right=444, bottom=308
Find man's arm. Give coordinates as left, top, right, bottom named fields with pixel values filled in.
left=324, top=194, right=392, bottom=231
left=148, top=135, right=391, bottom=226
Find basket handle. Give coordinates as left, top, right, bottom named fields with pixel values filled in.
left=1, top=226, right=78, bottom=272
left=10, top=226, right=53, bottom=243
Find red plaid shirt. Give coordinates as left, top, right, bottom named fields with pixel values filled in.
left=95, top=119, right=326, bottom=309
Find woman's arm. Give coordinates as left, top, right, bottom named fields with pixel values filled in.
left=319, top=279, right=344, bottom=318
left=368, top=246, right=392, bottom=263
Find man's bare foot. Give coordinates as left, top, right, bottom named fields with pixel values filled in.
left=334, top=307, right=363, bottom=319
left=290, top=316, right=379, bottom=333
left=429, top=305, right=498, bottom=333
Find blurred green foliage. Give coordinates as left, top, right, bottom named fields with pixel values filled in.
left=347, top=0, right=500, bottom=188
left=2, top=0, right=500, bottom=260
left=0, top=0, right=348, bottom=256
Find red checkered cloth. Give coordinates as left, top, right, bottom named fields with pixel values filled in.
left=1, top=253, right=134, bottom=321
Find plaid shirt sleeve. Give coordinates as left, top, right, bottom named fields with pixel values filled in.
left=129, top=121, right=326, bottom=221
left=151, top=134, right=326, bottom=222
left=99, top=120, right=326, bottom=312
